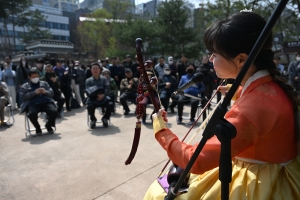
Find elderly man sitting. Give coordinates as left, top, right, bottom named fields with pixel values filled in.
left=20, top=69, right=57, bottom=135
left=85, top=62, right=113, bottom=128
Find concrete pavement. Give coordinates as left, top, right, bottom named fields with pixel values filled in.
left=0, top=103, right=207, bottom=200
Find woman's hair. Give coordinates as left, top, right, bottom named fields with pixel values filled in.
left=204, top=11, right=300, bottom=148
left=67, top=59, right=75, bottom=66
left=19, top=57, right=29, bottom=69
left=186, top=62, right=195, bottom=70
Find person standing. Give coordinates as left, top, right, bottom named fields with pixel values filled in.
left=53, top=59, right=72, bottom=111
left=288, top=52, right=300, bottom=90
left=2, top=62, right=17, bottom=110
left=75, top=61, right=86, bottom=103
left=177, top=54, right=188, bottom=85
left=67, top=59, right=82, bottom=106
left=16, top=57, right=31, bottom=107
left=43, top=64, right=65, bottom=118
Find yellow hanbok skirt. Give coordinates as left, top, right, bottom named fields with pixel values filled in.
left=144, top=156, right=300, bottom=200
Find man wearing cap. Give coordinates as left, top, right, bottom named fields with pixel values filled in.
left=158, top=66, right=177, bottom=112
left=154, top=56, right=169, bottom=78
left=120, top=68, right=139, bottom=115
left=85, top=62, right=113, bottom=128
left=123, top=55, right=133, bottom=71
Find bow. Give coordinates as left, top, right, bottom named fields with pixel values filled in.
left=125, top=38, right=161, bottom=165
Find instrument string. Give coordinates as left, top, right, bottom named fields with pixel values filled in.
left=157, top=79, right=226, bottom=178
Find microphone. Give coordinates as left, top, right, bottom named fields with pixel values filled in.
left=172, top=73, right=204, bottom=96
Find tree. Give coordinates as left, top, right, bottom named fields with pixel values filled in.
left=0, top=0, right=31, bottom=52
left=155, top=0, right=199, bottom=58
left=113, top=15, right=159, bottom=58
left=77, top=9, right=115, bottom=59
left=18, top=9, right=52, bottom=44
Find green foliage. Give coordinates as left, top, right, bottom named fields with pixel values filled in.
left=19, top=9, right=52, bottom=44
left=77, top=9, right=115, bottom=59
left=155, top=0, right=199, bottom=57
left=104, top=0, right=134, bottom=20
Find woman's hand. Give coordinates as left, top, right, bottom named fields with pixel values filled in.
left=217, top=85, right=230, bottom=96
left=152, top=108, right=168, bottom=123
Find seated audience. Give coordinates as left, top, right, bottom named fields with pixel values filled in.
left=85, top=63, right=113, bottom=128
left=0, top=81, right=10, bottom=127
left=176, top=63, right=205, bottom=125
left=120, top=68, right=139, bottom=115
left=43, top=64, right=65, bottom=118
left=102, top=68, right=117, bottom=113
left=158, top=66, right=177, bottom=112
left=20, top=69, right=57, bottom=135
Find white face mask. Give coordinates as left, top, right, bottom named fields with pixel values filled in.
left=22, top=62, right=26, bottom=66
left=297, top=57, right=300, bottom=62
left=168, top=61, right=173, bottom=65
left=69, top=64, right=74, bottom=67
left=164, top=70, right=171, bottom=75
left=148, top=75, right=152, bottom=80
left=31, top=77, right=39, bottom=84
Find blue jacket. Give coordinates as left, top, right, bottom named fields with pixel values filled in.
left=178, top=74, right=205, bottom=97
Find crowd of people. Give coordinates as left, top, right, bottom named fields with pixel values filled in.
left=0, top=53, right=219, bottom=131
left=0, top=45, right=299, bottom=132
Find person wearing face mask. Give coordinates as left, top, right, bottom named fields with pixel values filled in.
left=67, top=59, right=82, bottom=106
left=20, top=69, right=57, bottom=135
left=43, top=64, right=65, bottom=118
left=34, top=58, right=45, bottom=78
left=16, top=57, right=31, bottom=107
left=167, top=56, right=178, bottom=80
left=2, top=62, right=17, bottom=110
left=158, top=66, right=177, bottom=113
left=288, top=52, right=300, bottom=91
left=176, top=63, right=205, bottom=125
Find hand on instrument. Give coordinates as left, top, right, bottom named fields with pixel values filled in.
left=152, top=108, right=168, bottom=123
left=217, top=85, right=230, bottom=96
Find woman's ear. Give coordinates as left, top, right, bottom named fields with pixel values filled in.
left=235, top=53, right=248, bottom=68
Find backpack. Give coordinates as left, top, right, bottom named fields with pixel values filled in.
left=71, top=97, right=80, bottom=109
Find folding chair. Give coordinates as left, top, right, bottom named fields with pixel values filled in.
left=25, top=111, right=56, bottom=138
left=4, top=104, right=15, bottom=125
left=86, top=107, right=112, bottom=128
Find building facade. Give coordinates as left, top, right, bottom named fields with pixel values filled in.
left=0, top=4, right=70, bottom=52
left=50, top=0, right=79, bottom=12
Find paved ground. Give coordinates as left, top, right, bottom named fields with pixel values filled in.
left=0, top=102, right=210, bottom=200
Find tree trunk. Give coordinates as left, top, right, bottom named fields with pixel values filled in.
left=3, top=17, right=12, bottom=55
